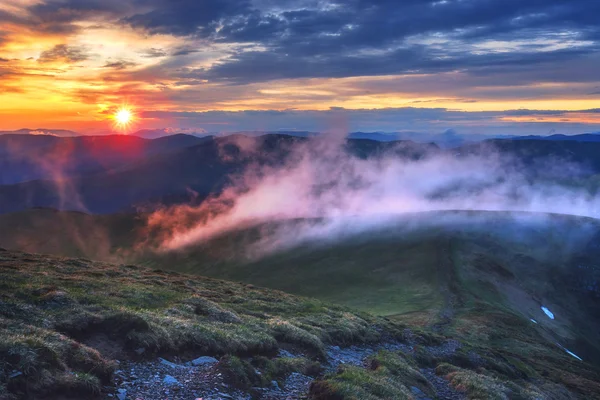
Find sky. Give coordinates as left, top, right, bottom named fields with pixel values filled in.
left=0, top=0, right=600, bottom=135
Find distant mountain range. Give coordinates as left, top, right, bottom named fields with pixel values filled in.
left=2, top=131, right=600, bottom=214
left=0, top=133, right=207, bottom=185
left=511, top=133, right=600, bottom=142
left=0, top=128, right=79, bottom=137
left=0, top=134, right=437, bottom=213
left=2, top=127, right=600, bottom=146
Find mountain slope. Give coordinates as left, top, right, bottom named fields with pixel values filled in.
left=1, top=209, right=599, bottom=362
left=0, top=248, right=410, bottom=399
left=1, top=245, right=599, bottom=399
left=137, top=212, right=600, bottom=369
left=465, top=139, right=600, bottom=174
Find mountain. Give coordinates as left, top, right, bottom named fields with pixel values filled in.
left=0, top=248, right=406, bottom=399
left=132, top=128, right=213, bottom=139
left=464, top=139, right=600, bottom=175
left=0, top=208, right=142, bottom=260
left=0, top=128, right=79, bottom=137
left=511, top=133, right=600, bottom=142
left=0, top=134, right=435, bottom=214
left=0, top=133, right=207, bottom=185
left=138, top=211, right=600, bottom=364
left=1, top=211, right=600, bottom=399
left=4, top=133, right=600, bottom=215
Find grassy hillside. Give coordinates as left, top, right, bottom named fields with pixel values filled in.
left=137, top=212, right=600, bottom=371
left=0, top=248, right=410, bottom=399
left=0, top=208, right=143, bottom=262
left=1, top=248, right=600, bottom=399
left=3, top=210, right=600, bottom=397
left=2, top=209, right=599, bottom=362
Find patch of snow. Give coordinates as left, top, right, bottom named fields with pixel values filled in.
left=565, top=349, right=583, bottom=361
left=555, top=343, right=583, bottom=361
left=541, top=306, right=554, bottom=319
left=530, top=319, right=538, bottom=324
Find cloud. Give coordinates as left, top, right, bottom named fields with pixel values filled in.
left=139, top=47, right=167, bottom=58
left=102, top=60, right=138, bottom=70
left=116, top=0, right=599, bottom=83
left=13, top=0, right=597, bottom=84
left=137, top=108, right=600, bottom=136
left=0, top=84, right=24, bottom=93
left=38, top=44, right=89, bottom=63
left=122, top=0, right=252, bottom=36
left=28, top=130, right=58, bottom=136
left=144, top=132, right=600, bottom=256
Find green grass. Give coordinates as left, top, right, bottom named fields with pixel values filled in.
left=0, top=249, right=410, bottom=399
left=3, top=210, right=600, bottom=398
left=146, top=236, right=447, bottom=318
left=310, top=364, right=414, bottom=400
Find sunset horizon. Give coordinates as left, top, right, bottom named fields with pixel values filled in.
left=1, top=0, right=599, bottom=136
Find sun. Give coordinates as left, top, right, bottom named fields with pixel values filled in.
left=112, top=106, right=136, bottom=131
left=116, top=108, right=132, bottom=125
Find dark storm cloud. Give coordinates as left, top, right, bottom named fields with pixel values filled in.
left=95, top=0, right=599, bottom=83
left=38, top=44, right=89, bottom=64
left=4, top=0, right=600, bottom=85
left=28, top=0, right=130, bottom=23
left=173, top=46, right=599, bottom=85
left=0, top=0, right=128, bottom=37
left=123, top=0, right=253, bottom=36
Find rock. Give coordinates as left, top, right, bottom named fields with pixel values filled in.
left=8, top=371, right=22, bottom=379
left=271, top=380, right=280, bottom=390
left=116, top=388, right=127, bottom=400
left=278, top=349, right=296, bottom=358
left=159, top=358, right=179, bottom=368
left=191, top=356, right=219, bottom=366
left=163, top=375, right=179, bottom=385
left=410, top=386, right=432, bottom=400
left=134, top=347, right=145, bottom=355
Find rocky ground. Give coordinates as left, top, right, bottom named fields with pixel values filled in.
left=107, top=356, right=247, bottom=400
left=106, top=337, right=466, bottom=400
left=106, top=350, right=315, bottom=400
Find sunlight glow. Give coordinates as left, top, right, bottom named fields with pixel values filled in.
left=113, top=106, right=135, bottom=131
